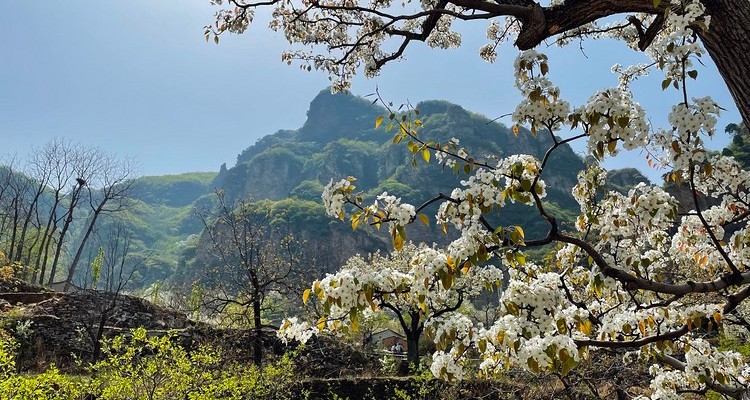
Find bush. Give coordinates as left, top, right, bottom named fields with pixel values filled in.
left=90, top=327, right=297, bottom=400
left=0, top=331, right=86, bottom=400
left=0, top=327, right=298, bottom=400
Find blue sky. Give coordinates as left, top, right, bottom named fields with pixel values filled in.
left=0, top=1, right=740, bottom=182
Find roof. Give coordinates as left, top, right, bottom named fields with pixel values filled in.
left=370, top=328, right=405, bottom=341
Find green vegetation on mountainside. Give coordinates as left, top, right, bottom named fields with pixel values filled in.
left=216, top=90, right=590, bottom=242
left=106, top=89, right=651, bottom=288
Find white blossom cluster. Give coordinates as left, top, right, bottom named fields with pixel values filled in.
left=426, top=12, right=462, bottom=49
left=322, top=178, right=356, bottom=219
left=578, top=87, right=649, bottom=154
left=425, top=314, right=475, bottom=349
left=277, top=317, right=314, bottom=344
left=430, top=350, right=466, bottom=380
left=434, top=137, right=464, bottom=169
left=370, top=192, right=416, bottom=227
left=651, top=0, right=709, bottom=82
left=571, top=164, right=607, bottom=229
left=479, top=21, right=505, bottom=63
left=279, top=243, right=503, bottom=360
left=651, top=96, right=720, bottom=169
left=512, top=50, right=571, bottom=132
left=473, top=263, right=588, bottom=376
left=437, top=154, right=545, bottom=229
left=594, top=183, right=678, bottom=242
left=636, top=339, right=748, bottom=400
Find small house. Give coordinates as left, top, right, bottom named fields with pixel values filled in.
left=367, top=328, right=408, bottom=353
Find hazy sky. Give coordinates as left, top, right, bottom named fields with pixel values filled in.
left=1, top=1, right=740, bottom=182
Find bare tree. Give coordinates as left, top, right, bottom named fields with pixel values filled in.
left=34, top=139, right=80, bottom=284
left=196, top=190, right=298, bottom=366
left=78, top=221, right=145, bottom=362
left=46, top=144, right=101, bottom=285
left=11, top=145, right=54, bottom=272
left=63, top=155, right=136, bottom=291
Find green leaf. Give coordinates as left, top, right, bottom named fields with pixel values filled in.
left=687, top=70, right=698, bottom=79
left=661, top=78, right=672, bottom=90
left=617, top=116, right=629, bottom=128
left=527, top=357, right=539, bottom=373
left=653, top=0, right=661, bottom=7
left=515, top=252, right=526, bottom=265
left=509, top=230, right=522, bottom=245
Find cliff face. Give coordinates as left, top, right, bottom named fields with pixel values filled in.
left=199, top=89, right=598, bottom=255
left=219, top=90, right=585, bottom=209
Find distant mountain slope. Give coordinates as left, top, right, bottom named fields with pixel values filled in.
left=212, top=90, right=588, bottom=240
left=130, top=172, right=217, bottom=207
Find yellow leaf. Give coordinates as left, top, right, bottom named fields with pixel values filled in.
left=512, top=124, right=519, bottom=137
left=579, top=319, right=592, bottom=335
left=421, top=148, right=430, bottom=163
left=351, top=215, right=360, bottom=230
left=713, top=311, right=722, bottom=323
left=302, top=289, right=311, bottom=304
left=317, top=317, right=327, bottom=331
left=393, top=231, right=404, bottom=251
left=375, top=115, right=384, bottom=129
left=418, top=213, right=430, bottom=226
left=515, top=225, right=525, bottom=239
left=351, top=317, right=359, bottom=331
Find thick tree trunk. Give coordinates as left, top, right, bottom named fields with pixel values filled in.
left=406, top=333, right=420, bottom=369
left=699, top=0, right=750, bottom=126
left=406, top=310, right=422, bottom=370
